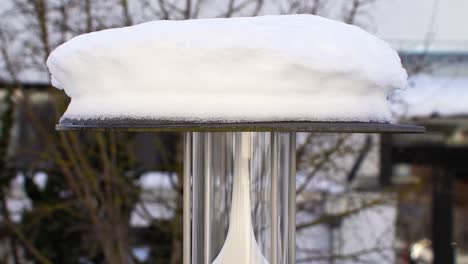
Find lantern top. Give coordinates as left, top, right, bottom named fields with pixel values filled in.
left=48, top=15, right=408, bottom=124
left=56, top=119, right=424, bottom=133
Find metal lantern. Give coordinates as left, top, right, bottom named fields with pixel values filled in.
left=57, top=120, right=424, bottom=264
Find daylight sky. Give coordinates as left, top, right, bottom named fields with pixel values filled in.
left=372, top=0, right=468, bottom=51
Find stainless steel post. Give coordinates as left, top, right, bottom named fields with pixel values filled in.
left=204, top=134, right=212, bottom=264
left=288, top=133, right=296, bottom=264
left=184, top=132, right=192, bottom=264
left=271, top=132, right=279, bottom=264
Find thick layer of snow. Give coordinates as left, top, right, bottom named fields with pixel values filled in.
left=393, top=74, right=468, bottom=117
left=47, top=15, right=407, bottom=122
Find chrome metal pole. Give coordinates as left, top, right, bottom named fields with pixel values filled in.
left=183, top=132, right=192, bottom=264
left=288, top=133, right=296, bottom=264
left=271, top=132, right=279, bottom=264
left=204, top=133, right=212, bottom=264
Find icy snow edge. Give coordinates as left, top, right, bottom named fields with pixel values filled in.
left=47, top=15, right=407, bottom=122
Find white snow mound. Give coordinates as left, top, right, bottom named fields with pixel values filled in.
left=47, top=15, right=407, bottom=122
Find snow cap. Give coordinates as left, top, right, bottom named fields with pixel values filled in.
left=47, top=15, right=407, bottom=123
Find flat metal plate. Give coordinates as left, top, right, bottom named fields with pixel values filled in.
left=56, top=118, right=424, bottom=133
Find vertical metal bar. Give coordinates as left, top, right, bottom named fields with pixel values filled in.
left=432, top=167, right=454, bottom=264
left=204, top=133, right=212, bottom=264
left=183, top=132, right=192, bottom=264
left=379, top=134, right=393, bottom=186
left=271, top=132, right=279, bottom=264
left=288, top=132, right=296, bottom=264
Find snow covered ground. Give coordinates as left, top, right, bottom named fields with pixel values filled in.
left=131, top=172, right=177, bottom=226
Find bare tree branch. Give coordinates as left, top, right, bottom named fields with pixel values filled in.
left=120, top=0, right=133, bottom=26
left=343, top=0, right=375, bottom=25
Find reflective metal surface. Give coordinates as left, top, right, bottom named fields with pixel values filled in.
left=189, top=132, right=295, bottom=264
left=183, top=133, right=192, bottom=264
left=56, top=119, right=424, bottom=133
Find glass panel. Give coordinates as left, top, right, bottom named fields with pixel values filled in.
left=190, top=132, right=295, bottom=264
left=251, top=132, right=272, bottom=260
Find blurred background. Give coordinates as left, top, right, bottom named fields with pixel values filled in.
left=0, top=0, right=467, bottom=263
